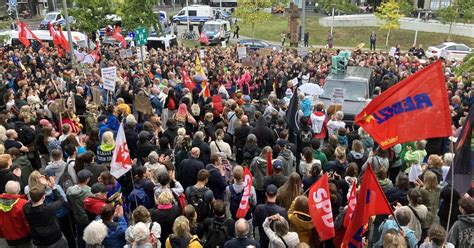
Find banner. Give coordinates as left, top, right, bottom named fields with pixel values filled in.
left=330, top=88, right=345, bottom=106
left=354, top=61, right=451, bottom=149
left=236, top=167, right=253, bottom=218
left=110, top=124, right=132, bottom=178
left=237, top=46, right=247, bottom=60
left=344, top=180, right=357, bottom=228
left=308, top=173, right=335, bottom=241
left=101, top=66, right=117, bottom=92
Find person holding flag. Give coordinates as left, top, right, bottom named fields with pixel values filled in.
left=110, top=123, right=133, bottom=179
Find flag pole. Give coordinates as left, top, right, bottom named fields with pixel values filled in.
left=61, top=0, right=75, bottom=63
left=446, top=140, right=455, bottom=233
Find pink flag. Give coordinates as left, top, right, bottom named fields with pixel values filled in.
left=110, top=124, right=132, bottom=178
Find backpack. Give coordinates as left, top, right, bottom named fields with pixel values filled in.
left=202, top=220, right=230, bottom=248
left=299, top=129, right=313, bottom=144
left=229, top=184, right=251, bottom=220
left=58, top=160, right=75, bottom=192
left=187, top=187, right=210, bottom=222
left=191, top=103, right=200, bottom=116
left=128, top=185, right=151, bottom=211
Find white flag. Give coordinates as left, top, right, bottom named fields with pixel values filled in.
left=110, top=124, right=132, bottom=178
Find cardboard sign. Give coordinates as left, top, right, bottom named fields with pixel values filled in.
left=49, top=98, right=66, bottom=114
left=200, top=49, right=205, bottom=59
left=389, top=47, right=397, bottom=57
left=297, top=48, right=308, bottom=58
left=260, top=48, right=273, bottom=57
left=101, top=66, right=116, bottom=92
left=237, top=47, right=247, bottom=60
left=330, top=88, right=345, bottom=106
left=134, top=95, right=153, bottom=115
left=92, top=87, right=101, bottom=105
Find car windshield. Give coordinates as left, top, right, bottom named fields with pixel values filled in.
left=204, top=24, right=219, bottom=32
left=435, top=44, right=447, bottom=49
left=44, top=14, right=56, bottom=21
left=256, top=41, right=268, bottom=47
left=321, top=80, right=367, bottom=101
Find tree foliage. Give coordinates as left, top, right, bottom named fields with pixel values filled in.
left=235, top=0, right=273, bottom=37
left=453, top=53, right=474, bottom=79
left=69, top=0, right=115, bottom=35
left=118, top=0, right=158, bottom=32
left=375, top=0, right=403, bottom=47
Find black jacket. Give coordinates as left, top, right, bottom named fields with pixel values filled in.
left=23, top=189, right=64, bottom=246
left=74, top=94, right=86, bottom=115
left=124, top=127, right=138, bottom=160
left=150, top=204, right=181, bottom=247
left=206, top=164, right=227, bottom=200
left=179, top=158, right=205, bottom=190
left=0, top=169, right=20, bottom=194
left=250, top=117, right=276, bottom=148
left=234, top=125, right=252, bottom=149
left=191, top=140, right=211, bottom=165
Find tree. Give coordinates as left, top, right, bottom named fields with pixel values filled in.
left=437, top=6, right=457, bottom=41
left=68, top=0, right=115, bottom=35
left=235, top=0, right=273, bottom=38
left=375, top=0, right=403, bottom=47
left=118, top=0, right=159, bottom=34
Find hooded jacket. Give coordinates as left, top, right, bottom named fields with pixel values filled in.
left=447, top=214, right=474, bottom=248
left=83, top=196, right=107, bottom=222
left=44, top=160, right=67, bottom=180
left=0, top=193, right=30, bottom=245
left=66, top=185, right=92, bottom=225
left=0, top=169, right=19, bottom=196
left=277, top=149, right=295, bottom=177
left=288, top=199, right=314, bottom=245
left=250, top=156, right=268, bottom=190
left=250, top=117, right=276, bottom=148
left=347, top=150, right=368, bottom=170
left=102, top=217, right=128, bottom=248
left=13, top=155, right=33, bottom=188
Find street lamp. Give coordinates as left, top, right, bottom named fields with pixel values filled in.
left=330, top=4, right=335, bottom=36
left=61, top=0, right=75, bottom=62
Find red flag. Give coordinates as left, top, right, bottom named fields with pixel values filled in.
left=112, top=26, right=127, bottom=48
left=59, top=27, right=70, bottom=52
left=201, top=81, right=210, bottom=98
left=199, top=32, right=209, bottom=45
left=182, top=68, right=195, bottom=90
left=17, top=21, right=30, bottom=47
left=342, top=166, right=393, bottom=247
left=266, top=150, right=272, bottom=175
left=110, top=124, right=132, bottom=178
left=49, top=23, right=67, bottom=55
left=355, top=61, right=451, bottom=149
left=236, top=167, right=253, bottom=218
left=308, top=173, right=335, bottom=241
left=344, top=180, right=357, bottom=228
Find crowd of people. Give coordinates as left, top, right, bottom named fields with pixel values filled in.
left=0, top=40, right=472, bottom=248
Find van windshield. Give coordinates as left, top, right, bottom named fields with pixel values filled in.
left=321, top=80, right=367, bottom=101
left=203, top=24, right=220, bottom=32
left=44, top=14, right=56, bottom=21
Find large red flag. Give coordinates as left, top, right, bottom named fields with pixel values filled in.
left=355, top=60, right=450, bottom=149
left=182, top=68, right=195, bottom=90
left=308, top=173, right=335, bottom=241
left=58, top=27, right=70, bottom=52
left=17, top=21, right=30, bottom=47
left=112, top=26, right=127, bottom=48
left=48, top=23, right=68, bottom=55
left=236, top=167, right=253, bottom=218
left=342, top=166, right=393, bottom=247
left=110, top=124, right=132, bottom=178
left=344, top=180, right=357, bottom=228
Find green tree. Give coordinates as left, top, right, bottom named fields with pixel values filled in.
left=68, top=0, right=115, bottom=35
left=437, top=6, right=458, bottom=41
left=375, top=0, right=404, bottom=47
left=235, top=0, right=273, bottom=38
left=0, top=21, right=10, bottom=45
left=118, top=0, right=159, bottom=34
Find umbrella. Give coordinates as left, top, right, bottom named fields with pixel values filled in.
left=299, top=83, right=324, bottom=96
left=193, top=74, right=207, bottom=83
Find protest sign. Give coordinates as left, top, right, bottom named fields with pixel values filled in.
left=237, top=47, right=247, bottom=60
left=101, top=66, right=116, bottom=92
left=92, top=87, right=101, bottom=105
left=389, top=47, right=397, bottom=57
left=330, top=88, right=345, bottom=106
left=134, top=95, right=153, bottom=115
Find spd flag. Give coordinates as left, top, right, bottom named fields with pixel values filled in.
left=182, top=68, right=195, bottom=90
left=342, top=166, right=393, bottom=247
left=110, top=123, right=132, bottom=178
left=236, top=167, right=253, bottom=218
left=355, top=61, right=451, bottom=149
left=112, top=26, right=127, bottom=48
left=308, top=173, right=335, bottom=241
left=343, top=180, right=357, bottom=228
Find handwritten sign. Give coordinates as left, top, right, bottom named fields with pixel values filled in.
left=330, top=88, right=345, bottom=106
left=101, top=66, right=116, bottom=92
left=237, top=47, right=247, bottom=60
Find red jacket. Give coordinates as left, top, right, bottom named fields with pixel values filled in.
left=83, top=196, right=107, bottom=216
left=0, top=193, right=30, bottom=243
left=309, top=111, right=328, bottom=140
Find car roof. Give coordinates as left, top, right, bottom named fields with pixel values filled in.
left=205, top=20, right=229, bottom=24
left=327, top=66, right=373, bottom=81
left=46, top=12, right=61, bottom=15
left=240, top=39, right=261, bottom=42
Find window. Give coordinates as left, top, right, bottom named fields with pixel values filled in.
left=456, top=45, right=470, bottom=51
left=446, top=46, right=456, bottom=51
left=178, top=10, right=185, bottom=15
left=189, top=10, right=197, bottom=16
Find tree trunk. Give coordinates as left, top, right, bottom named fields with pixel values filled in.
left=385, top=28, right=390, bottom=47
left=252, top=23, right=255, bottom=38
left=447, top=22, right=452, bottom=41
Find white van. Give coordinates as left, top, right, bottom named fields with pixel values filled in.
left=201, top=20, right=231, bottom=45
left=3, top=30, right=88, bottom=48
left=172, top=5, right=214, bottom=24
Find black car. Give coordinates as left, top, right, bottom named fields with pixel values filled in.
left=238, top=39, right=281, bottom=51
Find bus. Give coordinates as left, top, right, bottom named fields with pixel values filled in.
left=209, top=0, right=237, bottom=13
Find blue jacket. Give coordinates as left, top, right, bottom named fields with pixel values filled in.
left=375, top=219, right=417, bottom=248
left=106, top=114, right=120, bottom=132
left=301, top=97, right=312, bottom=117
left=102, top=217, right=127, bottom=248
left=98, top=123, right=111, bottom=141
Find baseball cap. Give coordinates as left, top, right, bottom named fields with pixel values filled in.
left=44, top=168, right=56, bottom=177
left=276, top=139, right=288, bottom=147
left=266, top=184, right=278, bottom=196
left=273, top=159, right=283, bottom=170
left=77, top=169, right=93, bottom=182
left=91, top=183, right=109, bottom=194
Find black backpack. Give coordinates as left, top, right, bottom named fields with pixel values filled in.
left=229, top=184, right=252, bottom=220
left=58, top=160, right=75, bottom=192
left=299, top=129, right=313, bottom=144
left=187, top=187, right=211, bottom=222
left=203, top=220, right=230, bottom=248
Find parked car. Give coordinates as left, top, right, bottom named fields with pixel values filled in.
left=39, top=12, right=75, bottom=30
left=426, top=42, right=472, bottom=61
left=239, top=39, right=281, bottom=51
left=201, top=20, right=231, bottom=45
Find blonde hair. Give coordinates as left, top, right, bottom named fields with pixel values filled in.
left=423, top=170, right=439, bottom=191
left=335, top=146, right=346, bottom=160
left=28, top=170, right=43, bottom=189
left=156, top=191, right=173, bottom=205
left=172, top=216, right=192, bottom=239
left=428, top=155, right=443, bottom=169
left=129, top=222, right=150, bottom=245
left=383, top=230, right=407, bottom=248
left=101, top=131, right=115, bottom=146
left=177, top=128, right=186, bottom=137
left=83, top=220, right=108, bottom=245
left=0, top=153, right=11, bottom=169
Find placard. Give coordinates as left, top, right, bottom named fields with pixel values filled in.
left=101, top=66, right=116, bottom=92
left=200, top=49, right=205, bottom=59
left=389, top=47, right=397, bottom=57
left=297, top=48, right=308, bottom=58
left=49, top=98, right=66, bottom=114
left=237, top=47, right=247, bottom=60
left=259, top=48, right=273, bottom=57
left=134, top=95, right=153, bottom=115
left=119, top=49, right=127, bottom=59
left=92, top=87, right=101, bottom=105
left=126, top=49, right=133, bottom=58
left=330, top=88, right=345, bottom=106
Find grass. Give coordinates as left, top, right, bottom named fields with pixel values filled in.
left=239, top=15, right=474, bottom=50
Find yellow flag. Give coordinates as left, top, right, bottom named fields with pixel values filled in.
left=195, top=56, right=206, bottom=78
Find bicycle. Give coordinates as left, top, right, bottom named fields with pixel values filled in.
left=181, top=30, right=197, bottom=40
